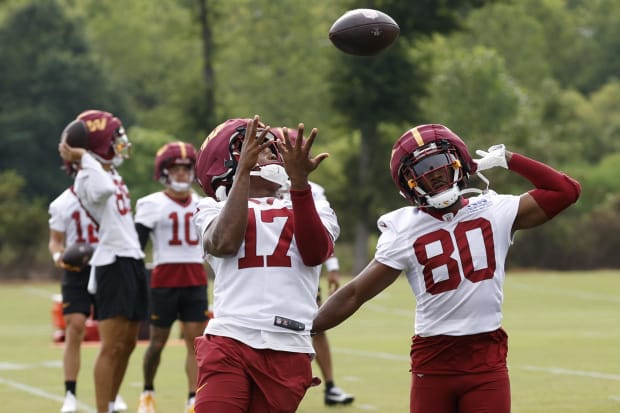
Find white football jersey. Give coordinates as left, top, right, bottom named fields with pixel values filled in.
left=375, top=192, right=520, bottom=337
left=48, top=188, right=99, bottom=246
left=309, top=181, right=327, bottom=201
left=194, top=195, right=340, bottom=353
left=135, top=191, right=203, bottom=265
left=74, top=153, right=144, bottom=266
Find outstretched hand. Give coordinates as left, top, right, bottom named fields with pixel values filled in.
left=279, top=124, right=328, bottom=190
left=236, top=115, right=276, bottom=175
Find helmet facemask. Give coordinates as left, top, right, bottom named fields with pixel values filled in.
left=398, top=140, right=468, bottom=209
left=91, top=126, right=131, bottom=166
left=160, top=160, right=195, bottom=192
left=214, top=126, right=287, bottom=200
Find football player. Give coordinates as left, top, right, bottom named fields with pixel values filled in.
left=192, top=115, right=339, bottom=413
left=134, top=142, right=208, bottom=413
left=313, top=124, right=581, bottom=413
left=48, top=173, right=128, bottom=413
left=59, top=110, right=148, bottom=413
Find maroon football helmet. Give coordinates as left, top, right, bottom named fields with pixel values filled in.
left=195, top=118, right=284, bottom=199
left=154, top=141, right=197, bottom=183
left=389, top=124, right=477, bottom=208
left=61, top=110, right=130, bottom=163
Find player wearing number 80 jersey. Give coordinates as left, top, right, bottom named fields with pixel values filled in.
left=313, top=124, right=581, bottom=413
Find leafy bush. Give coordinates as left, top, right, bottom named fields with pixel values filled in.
left=0, top=170, right=51, bottom=279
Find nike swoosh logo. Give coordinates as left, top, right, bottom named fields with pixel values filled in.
left=195, top=382, right=208, bottom=395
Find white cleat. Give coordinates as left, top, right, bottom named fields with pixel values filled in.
left=325, top=386, right=355, bottom=406
left=114, top=394, right=128, bottom=412
left=185, top=396, right=195, bottom=413
left=60, top=391, right=77, bottom=413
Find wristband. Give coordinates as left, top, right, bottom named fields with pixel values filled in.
left=325, top=256, right=340, bottom=272
left=52, top=251, right=62, bottom=262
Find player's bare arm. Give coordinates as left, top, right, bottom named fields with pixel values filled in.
left=313, top=259, right=401, bottom=333
left=48, top=229, right=66, bottom=268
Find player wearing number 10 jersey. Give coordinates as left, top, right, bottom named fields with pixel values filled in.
left=192, top=116, right=339, bottom=413
left=313, top=124, right=581, bottom=413
left=134, top=141, right=207, bottom=413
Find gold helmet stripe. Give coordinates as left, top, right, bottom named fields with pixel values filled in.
left=411, top=127, right=425, bottom=147
left=178, top=141, right=187, bottom=159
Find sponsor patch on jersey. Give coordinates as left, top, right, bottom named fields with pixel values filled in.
left=466, top=197, right=491, bottom=213
left=274, top=316, right=305, bottom=331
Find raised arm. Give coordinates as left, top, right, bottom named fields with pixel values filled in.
left=474, top=145, right=581, bottom=232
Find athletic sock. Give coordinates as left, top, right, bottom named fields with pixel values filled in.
left=65, top=380, right=76, bottom=395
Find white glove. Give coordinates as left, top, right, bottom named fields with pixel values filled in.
left=473, top=144, right=508, bottom=171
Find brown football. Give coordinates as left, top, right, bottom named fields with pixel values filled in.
left=329, top=9, right=399, bottom=56
left=62, top=243, right=94, bottom=271
left=61, top=119, right=89, bottom=148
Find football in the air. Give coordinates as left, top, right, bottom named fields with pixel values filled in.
left=328, top=8, right=399, bottom=56
left=61, top=119, right=89, bottom=148
left=62, top=243, right=94, bottom=271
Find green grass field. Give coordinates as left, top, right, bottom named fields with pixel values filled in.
left=1, top=271, right=618, bottom=412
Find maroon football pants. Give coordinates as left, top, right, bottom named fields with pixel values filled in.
left=194, top=334, right=314, bottom=413
left=410, top=369, right=510, bottom=413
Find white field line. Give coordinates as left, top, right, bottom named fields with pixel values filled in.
left=2, top=354, right=618, bottom=410
left=22, top=286, right=58, bottom=299
left=0, top=376, right=96, bottom=412
left=522, top=365, right=620, bottom=381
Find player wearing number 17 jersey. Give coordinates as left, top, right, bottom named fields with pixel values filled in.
left=313, top=124, right=581, bottom=413
left=192, top=116, right=339, bottom=413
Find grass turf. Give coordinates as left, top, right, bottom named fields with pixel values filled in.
left=0, top=270, right=618, bottom=412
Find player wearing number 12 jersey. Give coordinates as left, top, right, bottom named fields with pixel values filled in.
left=134, top=141, right=208, bottom=413
left=192, top=116, right=339, bottom=413
left=313, top=124, right=581, bottom=413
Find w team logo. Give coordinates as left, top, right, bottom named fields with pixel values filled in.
left=84, top=117, right=107, bottom=133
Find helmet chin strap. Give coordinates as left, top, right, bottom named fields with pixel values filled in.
left=215, top=185, right=229, bottom=202
left=425, top=171, right=491, bottom=208
left=249, top=164, right=289, bottom=187
left=112, top=155, right=124, bottom=167
left=425, top=184, right=461, bottom=209
left=169, top=180, right=191, bottom=192
left=166, top=170, right=194, bottom=193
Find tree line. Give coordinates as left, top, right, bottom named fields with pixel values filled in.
left=1, top=0, right=619, bottom=278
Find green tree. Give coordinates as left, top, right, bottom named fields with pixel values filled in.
left=0, top=0, right=126, bottom=201
left=63, top=0, right=206, bottom=139
left=330, top=0, right=491, bottom=271
left=0, top=170, right=48, bottom=278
